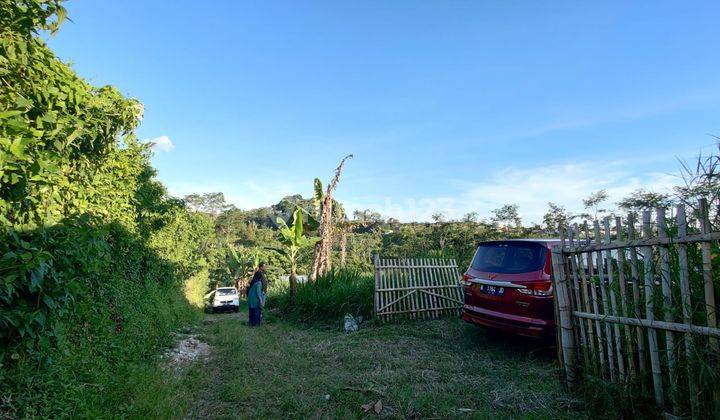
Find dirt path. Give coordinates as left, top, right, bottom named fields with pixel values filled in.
left=181, top=310, right=586, bottom=419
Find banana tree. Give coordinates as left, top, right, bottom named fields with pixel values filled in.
left=227, top=245, right=258, bottom=280
left=275, top=207, right=320, bottom=296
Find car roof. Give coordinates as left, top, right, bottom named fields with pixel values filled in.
left=480, top=238, right=562, bottom=246
left=217, top=287, right=236, bottom=290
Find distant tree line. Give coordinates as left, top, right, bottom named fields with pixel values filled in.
left=187, top=176, right=691, bottom=279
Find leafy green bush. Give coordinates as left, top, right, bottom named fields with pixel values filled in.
left=0, top=2, right=216, bottom=416
left=267, top=270, right=374, bottom=323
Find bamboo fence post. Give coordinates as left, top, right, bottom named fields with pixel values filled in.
left=604, top=217, right=626, bottom=379
left=403, top=258, right=418, bottom=319
left=419, top=258, right=431, bottom=319
left=451, top=259, right=462, bottom=316
left=438, top=258, right=451, bottom=317
left=382, top=257, right=389, bottom=323
left=595, top=220, right=617, bottom=381
left=585, top=221, right=607, bottom=376
left=404, top=259, right=412, bottom=318
left=381, top=258, right=389, bottom=322
left=615, top=216, right=636, bottom=377
left=397, top=260, right=404, bottom=320
left=556, top=230, right=568, bottom=381
left=698, top=198, right=720, bottom=415
left=676, top=205, right=700, bottom=416
left=388, top=258, right=397, bottom=322
left=698, top=199, right=718, bottom=343
left=574, top=225, right=598, bottom=373
left=567, top=228, right=589, bottom=365
left=399, top=259, right=408, bottom=319
left=427, top=258, right=439, bottom=318
left=642, top=210, right=665, bottom=406
left=409, top=259, right=418, bottom=317
left=384, top=258, right=392, bottom=322
left=407, top=258, right=417, bottom=320
left=374, top=255, right=381, bottom=322
left=422, top=258, right=432, bottom=318
left=438, top=258, right=449, bottom=317
left=423, top=258, right=435, bottom=319
left=656, top=208, right=678, bottom=409
left=438, top=258, right=447, bottom=316
left=437, top=258, right=448, bottom=317
left=627, top=213, right=648, bottom=380
left=382, top=258, right=390, bottom=322
left=552, top=246, right=578, bottom=389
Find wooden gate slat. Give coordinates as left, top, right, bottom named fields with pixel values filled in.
left=373, top=256, right=462, bottom=322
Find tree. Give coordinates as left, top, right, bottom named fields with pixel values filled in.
left=353, top=209, right=384, bottom=224
left=275, top=208, right=320, bottom=296
left=183, top=192, right=234, bottom=216
left=310, top=154, right=353, bottom=280
left=462, top=212, right=479, bottom=223
left=617, top=189, right=673, bottom=212
left=582, top=190, right=609, bottom=221
left=491, top=204, right=522, bottom=231
left=542, top=202, right=573, bottom=235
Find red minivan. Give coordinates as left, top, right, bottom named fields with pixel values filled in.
left=461, top=239, right=560, bottom=338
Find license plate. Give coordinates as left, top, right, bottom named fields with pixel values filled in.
left=479, top=284, right=505, bottom=296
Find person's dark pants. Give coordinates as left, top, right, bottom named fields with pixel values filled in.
left=249, top=307, right=262, bottom=326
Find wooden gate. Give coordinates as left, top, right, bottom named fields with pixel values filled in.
left=551, top=199, right=720, bottom=418
left=373, top=256, right=463, bottom=322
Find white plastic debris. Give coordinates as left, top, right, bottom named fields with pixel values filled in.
left=163, top=335, right=211, bottom=368
left=343, top=314, right=359, bottom=333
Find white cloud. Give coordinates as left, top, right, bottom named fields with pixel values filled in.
left=165, top=178, right=310, bottom=211
left=146, top=135, right=174, bottom=152
left=163, top=159, right=686, bottom=225
left=452, top=162, right=680, bottom=224
left=342, top=160, right=683, bottom=224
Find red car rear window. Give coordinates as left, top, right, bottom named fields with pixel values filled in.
left=470, top=242, right=546, bottom=274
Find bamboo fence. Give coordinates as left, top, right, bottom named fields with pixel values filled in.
left=551, top=199, right=720, bottom=418
left=373, top=256, right=463, bottom=322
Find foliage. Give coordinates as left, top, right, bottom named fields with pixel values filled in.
left=491, top=203, right=522, bottom=230
left=267, top=270, right=374, bottom=323
left=543, top=202, right=574, bottom=235
left=617, top=189, right=673, bottom=212
left=581, top=189, right=610, bottom=220
left=675, top=143, right=720, bottom=225
left=183, top=192, right=235, bottom=216
left=0, top=0, right=66, bottom=35
left=0, top=2, right=214, bottom=416
left=310, top=155, right=353, bottom=280
left=274, top=207, right=320, bottom=294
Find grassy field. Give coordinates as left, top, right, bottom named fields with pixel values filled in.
left=175, top=306, right=592, bottom=419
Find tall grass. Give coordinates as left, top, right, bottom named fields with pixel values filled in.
left=267, top=270, right=374, bottom=323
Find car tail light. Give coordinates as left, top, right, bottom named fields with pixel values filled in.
left=516, top=281, right=553, bottom=296
left=462, top=273, right=474, bottom=286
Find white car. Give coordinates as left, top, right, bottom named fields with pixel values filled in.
left=211, top=287, right=239, bottom=313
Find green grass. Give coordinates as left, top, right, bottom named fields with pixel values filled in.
left=185, top=307, right=590, bottom=419
left=267, top=270, right=374, bottom=324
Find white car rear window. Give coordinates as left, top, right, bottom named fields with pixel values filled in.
left=217, top=288, right=237, bottom=296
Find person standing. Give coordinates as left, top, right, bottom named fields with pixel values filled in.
left=247, top=262, right=267, bottom=326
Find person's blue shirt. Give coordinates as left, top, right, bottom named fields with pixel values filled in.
left=247, top=280, right=264, bottom=309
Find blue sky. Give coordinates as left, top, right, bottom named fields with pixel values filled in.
left=47, top=1, right=720, bottom=223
